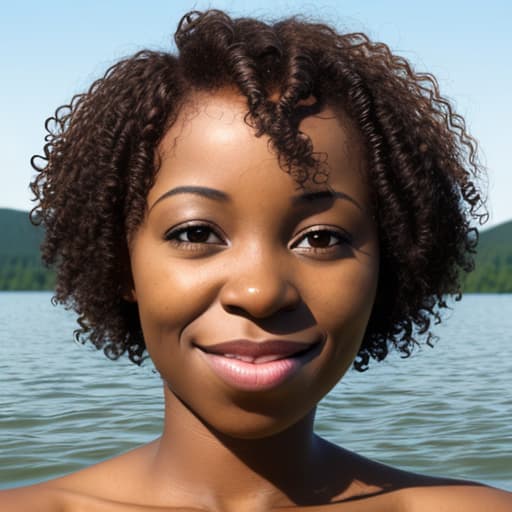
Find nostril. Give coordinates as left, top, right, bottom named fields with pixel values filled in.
left=223, top=304, right=247, bottom=316
left=222, top=300, right=299, bottom=319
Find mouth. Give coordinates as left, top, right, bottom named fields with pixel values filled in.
left=194, top=338, right=322, bottom=391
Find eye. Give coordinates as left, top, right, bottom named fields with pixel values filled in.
left=164, top=223, right=225, bottom=247
left=291, top=227, right=352, bottom=252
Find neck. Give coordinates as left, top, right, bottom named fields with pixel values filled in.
left=148, top=385, right=333, bottom=512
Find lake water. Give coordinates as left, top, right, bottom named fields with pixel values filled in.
left=0, top=292, right=511, bottom=491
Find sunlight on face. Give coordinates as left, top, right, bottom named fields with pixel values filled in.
left=128, top=90, right=379, bottom=439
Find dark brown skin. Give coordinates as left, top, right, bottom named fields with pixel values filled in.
left=29, top=9, right=487, bottom=371
left=2, top=91, right=511, bottom=511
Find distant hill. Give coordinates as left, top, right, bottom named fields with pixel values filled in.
left=0, top=208, right=54, bottom=290
left=463, top=220, right=512, bottom=293
left=0, top=207, right=511, bottom=292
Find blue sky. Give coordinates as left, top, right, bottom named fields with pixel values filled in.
left=1, top=0, right=510, bottom=227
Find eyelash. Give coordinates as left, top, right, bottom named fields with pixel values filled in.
left=164, top=222, right=226, bottom=249
left=164, top=222, right=352, bottom=254
left=291, top=227, right=353, bottom=253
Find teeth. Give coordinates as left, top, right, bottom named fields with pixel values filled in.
left=253, top=355, right=283, bottom=364
left=222, top=353, right=285, bottom=364
left=224, top=353, right=255, bottom=363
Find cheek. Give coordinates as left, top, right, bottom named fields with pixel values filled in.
left=314, top=256, right=379, bottom=346
left=132, top=257, right=222, bottom=357
left=306, top=259, right=378, bottom=395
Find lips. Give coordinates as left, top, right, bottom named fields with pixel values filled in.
left=199, top=339, right=314, bottom=362
left=195, top=339, right=321, bottom=391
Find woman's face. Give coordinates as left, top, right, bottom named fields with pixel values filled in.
left=128, top=91, right=379, bottom=438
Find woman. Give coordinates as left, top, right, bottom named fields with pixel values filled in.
left=2, top=9, right=511, bottom=511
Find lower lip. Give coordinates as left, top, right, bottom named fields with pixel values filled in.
left=198, top=350, right=311, bottom=392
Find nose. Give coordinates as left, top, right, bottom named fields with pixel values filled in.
left=219, top=251, right=301, bottom=319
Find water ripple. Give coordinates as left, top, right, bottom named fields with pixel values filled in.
left=0, top=292, right=511, bottom=490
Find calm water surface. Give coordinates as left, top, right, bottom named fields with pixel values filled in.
left=0, top=292, right=511, bottom=490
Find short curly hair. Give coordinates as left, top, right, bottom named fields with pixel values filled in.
left=30, top=9, right=486, bottom=371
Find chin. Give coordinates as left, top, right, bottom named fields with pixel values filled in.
left=197, top=400, right=317, bottom=442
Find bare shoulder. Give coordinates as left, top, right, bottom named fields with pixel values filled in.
left=0, top=441, right=166, bottom=512
left=322, top=442, right=512, bottom=511
left=0, top=484, right=64, bottom=512
left=0, top=483, right=198, bottom=512
left=46, top=439, right=158, bottom=498
left=398, top=484, right=512, bottom=512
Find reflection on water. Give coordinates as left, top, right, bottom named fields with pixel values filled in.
left=0, top=292, right=511, bottom=490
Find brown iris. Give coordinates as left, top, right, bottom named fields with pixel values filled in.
left=306, top=231, right=333, bottom=248
left=186, top=226, right=212, bottom=243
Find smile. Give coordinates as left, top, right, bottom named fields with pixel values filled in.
left=195, top=339, right=322, bottom=391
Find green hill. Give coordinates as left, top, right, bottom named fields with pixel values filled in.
left=463, top=220, right=512, bottom=293
left=0, top=208, right=54, bottom=290
left=0, top=207, right=511, bottom=292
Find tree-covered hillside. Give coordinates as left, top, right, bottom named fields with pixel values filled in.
left=0, top=208, right=511, bottom=292
left=463, top=220, right=512, bottom=293
left=0, top=208, right=55, bottom=290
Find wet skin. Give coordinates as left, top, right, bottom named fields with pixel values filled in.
left=2, top=91, right=512, bottom=511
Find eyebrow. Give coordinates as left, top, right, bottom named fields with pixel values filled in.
left=291, top=189, right=363, bottom=210
left=150, top=186, right=230, bottom=210
left=150, top=185, right=362, bottom=211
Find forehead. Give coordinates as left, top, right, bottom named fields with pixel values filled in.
left=151, top=91, right=369, bottom=208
